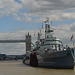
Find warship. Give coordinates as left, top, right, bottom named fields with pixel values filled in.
left=24, top=18, right=74, bottom=69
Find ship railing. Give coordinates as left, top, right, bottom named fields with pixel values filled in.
left=44, top=49, right=57, bottom=53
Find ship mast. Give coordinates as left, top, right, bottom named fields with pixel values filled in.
left=45, top=18, right=54, bottom=39
left=45, top=18, right=50, bottom=38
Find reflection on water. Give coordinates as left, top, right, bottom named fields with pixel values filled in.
left=0, top=60, right=75, bottom=75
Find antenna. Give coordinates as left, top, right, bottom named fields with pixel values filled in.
left=42, top=21, right=43, bottom=28
left=44, top=17, right=49, bottom=24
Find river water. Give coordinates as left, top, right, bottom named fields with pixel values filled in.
left=0, top=60, right=75, bottom=75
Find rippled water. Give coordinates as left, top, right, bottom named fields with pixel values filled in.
left=0, top=60, right=75, bottom=75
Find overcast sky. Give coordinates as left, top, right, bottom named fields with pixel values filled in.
left=0, top=0, right=75, bottom=55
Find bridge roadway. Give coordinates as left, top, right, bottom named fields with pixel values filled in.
left=0, top=40, right=26, bottom=43
left=0, top=40, right=35, bottom=47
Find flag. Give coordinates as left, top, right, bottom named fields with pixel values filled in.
left=70, top=34, right=73, bottom=41
left=42, top=22, right=43, bottom=28
left=40, top=29, right=42, bottom=36
left=34, top=33, right=36, bottom=36
left=34, top=34, right=35, bottom=36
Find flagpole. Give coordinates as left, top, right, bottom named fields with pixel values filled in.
left=73, top=36, right=74, bottom=48
left=70, top=34, right=74, bottom=48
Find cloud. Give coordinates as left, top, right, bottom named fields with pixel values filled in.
left=13, top=27, right=24, bottom=31
left=0, top=43, right=25, bottom=55
left=0, top=29, right=39, bottom=55
left=70, top=23, right=75, bottom=32
left=0, top=0, right=22, bottom=16
left=0, top=24, right=75, bottom=55
left=53, top=23, right=75, bottom=47
left=0, top=0, right=75, bottom=54
left=0, top=0, right=75, bottom=22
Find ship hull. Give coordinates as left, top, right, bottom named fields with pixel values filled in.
left=24, top=49, right=74, bottom=69
left=37, top=49, right=74, bottom=69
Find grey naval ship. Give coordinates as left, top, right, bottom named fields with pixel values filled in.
left=24, top=18, right=74, bottom=69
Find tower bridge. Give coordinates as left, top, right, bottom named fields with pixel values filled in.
left=0, top=33, right=34, bottom=53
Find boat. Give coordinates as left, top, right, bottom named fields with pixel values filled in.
left=23, top=18, right=74, bottom=69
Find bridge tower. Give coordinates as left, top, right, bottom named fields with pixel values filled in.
left=26, top=32, right=31, bottom=52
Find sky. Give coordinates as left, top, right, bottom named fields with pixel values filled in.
left=0, top=0, right=75, bottom=55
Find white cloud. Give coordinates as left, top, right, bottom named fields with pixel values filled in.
left=0, top=0, right=75, bottom=54
left=0, top=0, right=75, bottom=22
left=0, top=29, right=39, bottom=55
left=0, top=0, right=22, bottom=16
left=0, top=24, right=75, bottom=55
left=53, top=23, right=75, bottom=47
